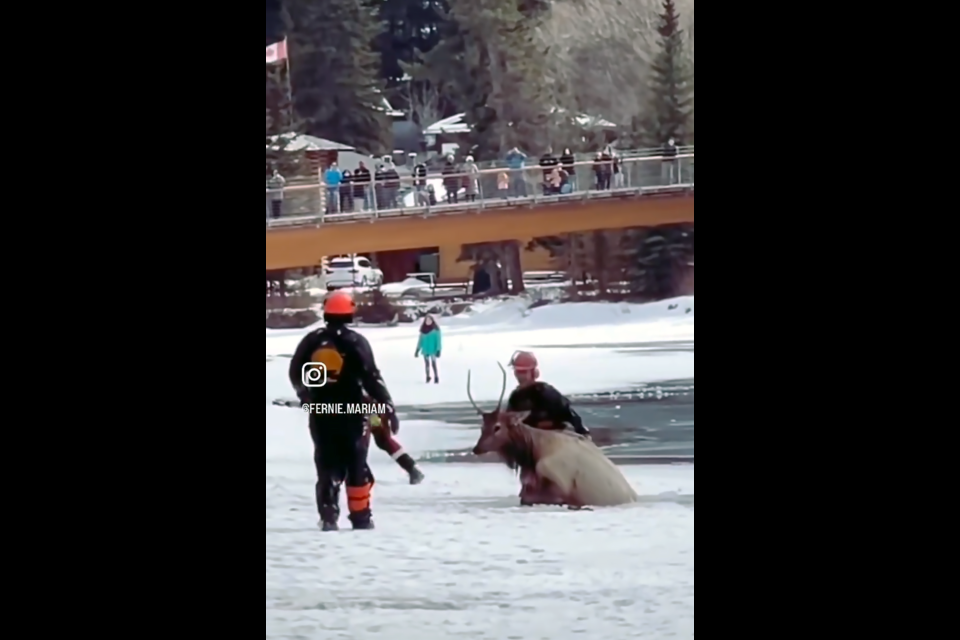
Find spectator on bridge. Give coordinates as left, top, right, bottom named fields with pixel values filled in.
left=611, top=149, right=624, bottom=189
left=545, top=167, right=572, bottom=196
left=593, top=152, right=612, bottom=190
left=559, top=167, right=572, bottom=194
left=382, top=157, right=401, bottom=210
left=560, top=148, right=577, bottom=191
left=544, top=167, right=559, bottom=195
left=539, top=147, right=560, bottom=195
left=267, top=169, right=285, bottom=219
left=442, top=155, right=460, bottom=204
left=463, top=156, right=480, bottom=202
left=601, top=148, right=614, bottom=188
left=324, top=163, right=343, bottom=213
left=498, top=171, right=510, bottom=199
left=412, top=155, right=429, bottom=206
left=662, top=138, right=679, bottom=185
left=354, top=161, right=372, bottom=211
left=340, top=170, right=354, bottom=213
left=504, top=147, right=528, bottom=198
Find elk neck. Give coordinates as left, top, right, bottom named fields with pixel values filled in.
left=498, top=423, right=539, bottom=473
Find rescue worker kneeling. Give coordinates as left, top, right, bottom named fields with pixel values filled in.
left=289, top=291, right=400, bottom=531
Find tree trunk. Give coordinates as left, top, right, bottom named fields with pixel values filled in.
left=504, top=241, right=525, bottom=294
left=593, top=231, right=608, bottom=298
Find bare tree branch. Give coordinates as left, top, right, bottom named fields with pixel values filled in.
left=535, top=0, right=695, bottom=124
left=407, top=82, right=445, bottom=127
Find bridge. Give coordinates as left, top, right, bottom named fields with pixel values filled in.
left=265, top=149, right=694, bottom=279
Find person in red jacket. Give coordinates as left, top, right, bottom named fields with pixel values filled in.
left=365, top=401, right=424, bottom=484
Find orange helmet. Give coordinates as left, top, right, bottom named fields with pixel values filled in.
left=323, top=291, right=356, bottom=316
left=510, top=351, right=539, bottom=371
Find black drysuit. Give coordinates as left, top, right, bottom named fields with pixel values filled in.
left=506, top=382, right=590, bottom=437
left=289, top=322, right=397, bottom=528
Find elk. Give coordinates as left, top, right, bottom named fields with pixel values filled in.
left=468, top=364, right=639, bottom=508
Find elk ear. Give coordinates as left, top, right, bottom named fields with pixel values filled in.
left=511, top=411, right=531, bottom=425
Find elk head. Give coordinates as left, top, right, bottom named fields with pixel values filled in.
left=472, top=409, right=532, bottom=457
left=469, top=363, right=530, bottom=455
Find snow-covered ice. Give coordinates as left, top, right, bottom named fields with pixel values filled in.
left=266, top=297, right=695, bottom=638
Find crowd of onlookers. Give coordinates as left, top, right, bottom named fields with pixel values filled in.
left=266, top=140, right=686, bottom=220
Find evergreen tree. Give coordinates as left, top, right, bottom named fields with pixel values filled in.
left=266, top=0, right=284, bottom=46
left=266, top=58, right=309, bottom=176
left=621, top=225, right=694, bottom=301
left=286, top=0, right=391, bottom=154
left=418, top=0, right=553, bottom=159
left=645, top=0, right=694, bottom=145
left=375, top=0, right=449, bottom=87
left=265, top=65, right=293, bottom=138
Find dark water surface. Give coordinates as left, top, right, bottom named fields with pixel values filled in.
left=271, top=339, right=694, bottom=464
left=398, top=378, right=695, bottom=464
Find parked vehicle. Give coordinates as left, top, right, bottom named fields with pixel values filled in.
left=380, top=273, right=437, bottom=299
left=325, top=255, right=384, bottom=290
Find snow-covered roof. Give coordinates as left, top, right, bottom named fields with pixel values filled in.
left=423, top=114, right=471, bottom=135
left=266, top=134, right=355, bottom=152
left=424, top=111, right=617, bottom=136
left=573, top=114, right=617, bottom=128
left=549, top=107, right=617, bottom=129
left=379, top=97, right=404, bottom=118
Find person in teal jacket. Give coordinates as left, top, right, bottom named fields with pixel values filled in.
left=415, top=315, right=442, bottom=383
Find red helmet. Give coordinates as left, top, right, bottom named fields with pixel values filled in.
left=323, top=291, right=356, bottom=316
left=510, top=351, right=539, bottom=371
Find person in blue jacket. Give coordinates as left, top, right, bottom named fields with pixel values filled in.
left=415, top=315, right=442, bottom=383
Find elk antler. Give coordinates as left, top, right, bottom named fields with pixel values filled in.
left=466, top=370, right=483, bottom=415
left=467, top=364, right=509, bottom=415
left=495, top=362, right=508, bottom=411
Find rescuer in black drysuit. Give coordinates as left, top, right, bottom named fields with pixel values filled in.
left=289, top=291, right=399, bottom=531
left=505, top=351, right=590, bottom=437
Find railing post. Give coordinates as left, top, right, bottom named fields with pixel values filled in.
left=319, top=178, right=327, bottom=218
left=317, top=182, right=326, bottom=226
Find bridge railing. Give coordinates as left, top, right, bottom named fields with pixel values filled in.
left=265, top=147, right=694, bottom=228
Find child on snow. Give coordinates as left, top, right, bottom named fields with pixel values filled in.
left=367, top=412, right=424, bottom=484
left=415, top=315, right=442, bottom=383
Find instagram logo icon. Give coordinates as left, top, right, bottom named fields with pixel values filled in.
left=301, top=363, right=328, bottom=387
